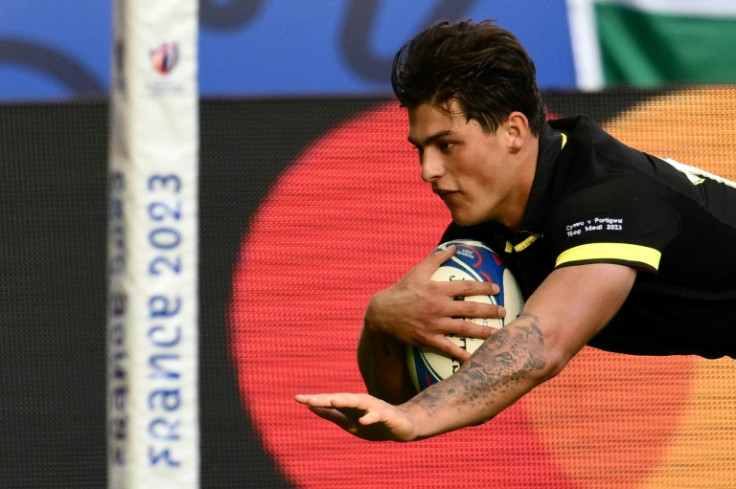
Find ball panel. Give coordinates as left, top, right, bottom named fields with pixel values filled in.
left=502, top=267, right=525, bottom=326
left=407, top=239, right=525, bottom=392
left=407, top=345, right=448, bottom=391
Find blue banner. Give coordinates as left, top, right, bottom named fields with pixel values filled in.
left=0, top=0, right=575, bottom=101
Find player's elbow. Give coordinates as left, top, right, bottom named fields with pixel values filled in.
left=516, top=349, right=565, bottom=391
left=536, top=334, right=582, bottom=383
left=539, top=348, right=569, bottom=382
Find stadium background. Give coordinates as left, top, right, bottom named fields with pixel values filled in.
left=2, top=2, right=736, bottom=488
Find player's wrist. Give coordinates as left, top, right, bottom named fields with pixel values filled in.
left=398, top=400, right=442, bottom=441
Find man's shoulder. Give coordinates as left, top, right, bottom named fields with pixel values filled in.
left=547, top=115, right=594, bottom=130
left=546, top=115, right=611, bottom=142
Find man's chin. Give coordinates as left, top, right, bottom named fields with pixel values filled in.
left=451, top=216, right=483, bottom=227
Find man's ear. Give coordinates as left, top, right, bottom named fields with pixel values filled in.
left=504, top=111, right=530, bottom=153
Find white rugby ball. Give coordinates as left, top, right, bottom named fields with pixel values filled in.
left=406, top=240, right=524, bottom=392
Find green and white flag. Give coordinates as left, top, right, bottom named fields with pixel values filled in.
left=567, top=0, right=736, bottom=89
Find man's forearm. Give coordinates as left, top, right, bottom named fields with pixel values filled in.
left=357, top=320, right=416, bottom=404
left=403, top=313, right=549, bottom=439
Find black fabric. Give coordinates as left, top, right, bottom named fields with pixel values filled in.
left=442, top=116, right=736, bottom=358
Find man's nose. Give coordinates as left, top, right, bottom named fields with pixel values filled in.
left=420, top=153, right=444, bottom=182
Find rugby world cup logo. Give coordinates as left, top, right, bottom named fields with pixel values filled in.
left=150, top=42, right=179, bottom=75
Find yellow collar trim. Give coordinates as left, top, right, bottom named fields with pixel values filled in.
left=505, top=234, right=539, bottom=253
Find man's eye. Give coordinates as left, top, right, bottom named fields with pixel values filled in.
left=437, top=141, right=454, bottom=152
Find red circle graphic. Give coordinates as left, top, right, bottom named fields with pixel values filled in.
left=229, top=102, right=692, bottom=488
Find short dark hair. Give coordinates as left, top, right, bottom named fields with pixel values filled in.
left=391, top=20, right=545, bottom=135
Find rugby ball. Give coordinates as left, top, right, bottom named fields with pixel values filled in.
left=406, top=240, right=524, bottom=392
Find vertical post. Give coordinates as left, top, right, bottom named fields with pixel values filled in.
left=107, top=0, right=199, bottom=487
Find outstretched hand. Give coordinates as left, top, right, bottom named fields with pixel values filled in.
left=294, top=393, right=418, bottom=442
left=365, top=245, right=504, bottom=361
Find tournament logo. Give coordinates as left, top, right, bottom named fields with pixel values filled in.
left=150, top=42, right=179, bottom=76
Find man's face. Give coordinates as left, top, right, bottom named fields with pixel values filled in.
left=407, top=100, right=517, bottom=227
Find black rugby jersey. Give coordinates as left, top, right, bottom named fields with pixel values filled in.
left=442, top=116, right=736, bottom=358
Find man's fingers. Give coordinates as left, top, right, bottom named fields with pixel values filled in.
left=433, top=336, right=472, bottom=362
left=306, top=405, right=349, bottom=424
left=295, top=393, right=358, bottom=407
left=358, top=409, right=383, bottom=426
left=441, top=278, right=500, bottom=296
left=296, top=393, right=385, bottom=413
left=295, top=393, right=345, bottom=408
left=446, top=318, right=495, bottom=339
left=423, top=317, right=508, bottom=359
left=422, top=244, right=456, bottom=270
left=447, top=300, right=506, bottom=321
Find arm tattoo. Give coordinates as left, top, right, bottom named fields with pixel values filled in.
left=412, top=313, right=546, bottom=416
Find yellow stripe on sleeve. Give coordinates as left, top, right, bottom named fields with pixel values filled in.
left=555, top=243, right=661, bottom=270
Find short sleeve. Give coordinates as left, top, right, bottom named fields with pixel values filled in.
left=546, top=175, right=680, bottom=272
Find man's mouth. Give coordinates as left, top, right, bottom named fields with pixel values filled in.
left=433, top=188, right=457, bottom=199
